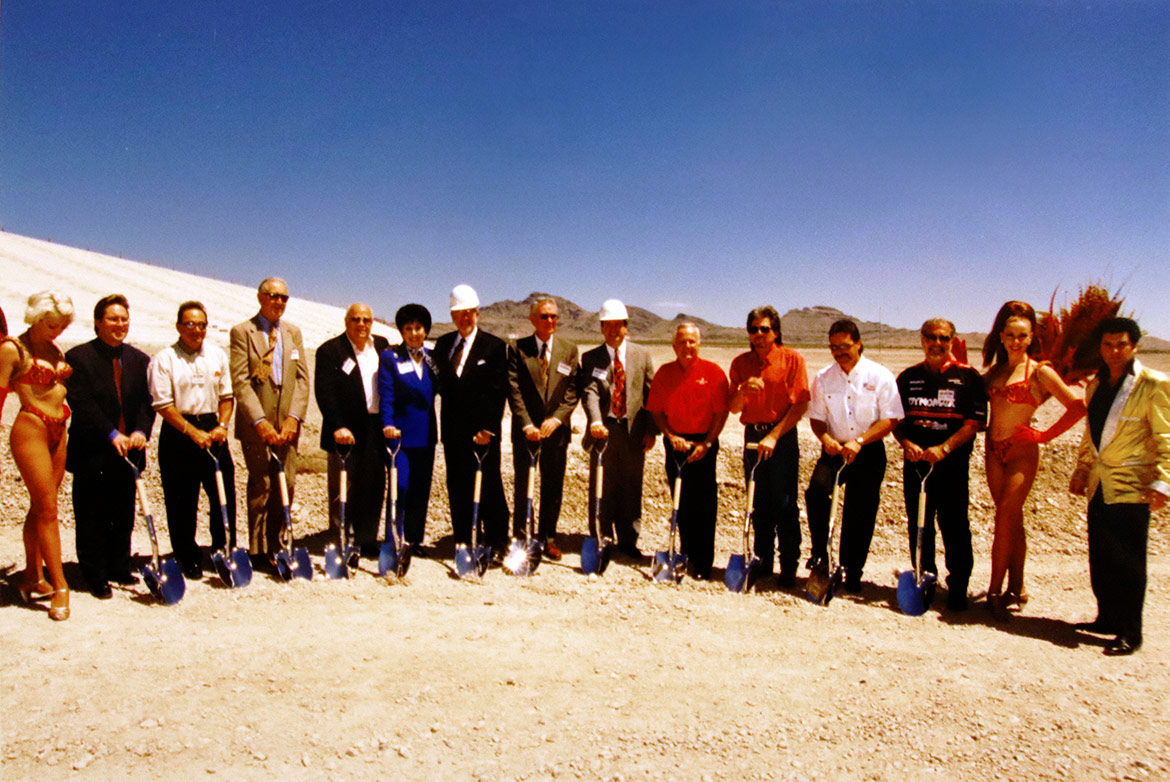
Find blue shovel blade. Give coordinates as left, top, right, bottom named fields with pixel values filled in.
left=652, top=551, right=672, bottom=582
left=581, top=538, right=600, bottom=575
left=378, top=540, right=399, bottom=577
left=229, top=548, right=253, bottom=587
left=671, top=554, right=688, bottom=584
left=157, top=559, right=186, bottom=605
left=454, top=544, right=475, bottom=578
left=211, top=551, right=233, bottom=586
left=896, top=569, right=926, bottom=616
left=475, top=545, right=492, bottom=577
left=275, top=551, right=295, bottom=581
left=293, top=547, right=313, bottom=580
left=324, top=544, right=347, bottom=580
left=725, top=553, right=747, bottom=592
left=345, top=546, right=361, bottom=572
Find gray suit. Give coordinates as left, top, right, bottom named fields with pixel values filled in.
left=508, top=334, right=579, bottom=539
left=230, top=314, right=311, bottom=555
left=579, top=341, right=656, bottom=549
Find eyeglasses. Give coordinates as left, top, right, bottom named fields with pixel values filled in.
left=747, top=325, right=773, bottom=334
left=923, top=333, right=952, bottom=343
left=347, top=317, right=373, bottom=324
left=828, top=341, right=855, bottom=353
left=180, top=321, right=208, bottom=331
left=262, top=292, right=290, bottom=302
left=538, top=314, right=558, bottom=321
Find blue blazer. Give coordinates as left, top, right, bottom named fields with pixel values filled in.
left=377, top=344, right=438, bottom=449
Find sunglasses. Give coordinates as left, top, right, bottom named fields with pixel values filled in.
left=747, top=325, right=773, bottom=334
left=263, top=292, right=290, bottom=302
left=924, top=334, right=952, bottom=343
left=538, top=313, right=558, bottom=321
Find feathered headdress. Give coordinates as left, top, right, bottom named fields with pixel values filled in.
left=1035, top=284, right=1125, bottom=382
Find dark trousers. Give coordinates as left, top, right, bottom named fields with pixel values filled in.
left=511, top=430, right=569, bottom=540
left=73, top=451, right=139, bottom=587
left=664, top=434, right=718, bottom=579
left=744, top=426, right=800, bottom=575
left=388, top=444, right=435, bottom=545
left=1088, top=488, right=1148, bottom=642
left=903, top=455, right=973, bottom=595
left=158, top=416, right=237, bottom=568
left=327, top=414, right=386, bottom=547
left=444, top=435, right=508, bottom=549
left=805, top=441, right=887, bottom=582
left=590, top=418, right=646, bottom=549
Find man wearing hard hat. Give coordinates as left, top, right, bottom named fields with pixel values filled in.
left=580, top=299, right=658, bottom=560
left=433, top=284, right=511, bottom=557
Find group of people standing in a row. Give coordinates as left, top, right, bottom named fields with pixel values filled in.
left=3, top=283, right=1166, bottom=656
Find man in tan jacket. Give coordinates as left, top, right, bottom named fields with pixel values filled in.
left=230, top=277, right=311, bottom=566
left=1070, top=317, right=1170, bottom=656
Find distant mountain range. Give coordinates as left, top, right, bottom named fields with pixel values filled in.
left=430, top=293, right=987, bottom=348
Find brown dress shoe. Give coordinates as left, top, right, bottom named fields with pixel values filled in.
left=544, top=539, right=563, bottom=561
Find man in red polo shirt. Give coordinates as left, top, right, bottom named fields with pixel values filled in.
left=647, top=323, right=730, bottom=579
left=728, top=305, right=810, bottom=587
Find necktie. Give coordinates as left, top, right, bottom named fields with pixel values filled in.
left=113, top=356, right=126, bottom=433
left=257, top=329, right=276, bottom=383
left=450, top=338, right=465, bottom=377
left=612, top=352, right=626, bottom=419
left=539, top=342, right=549, bottom=386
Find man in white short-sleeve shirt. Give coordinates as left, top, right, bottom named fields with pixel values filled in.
left=805, top=318, right=903, bottom=593
left=148, top=300, right=236, bottom=579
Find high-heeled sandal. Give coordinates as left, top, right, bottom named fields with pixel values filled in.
left=16, top=580, right=54, bottom=603
left=1005, top=590, right=1029, bottom=609
left=48, top=589, right=70, bottom=621
left=986, top=592, right=1011, bottom=622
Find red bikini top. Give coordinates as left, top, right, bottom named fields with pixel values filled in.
left=988, top=356, right=1036, bottom=405
left=3, top=336, right=72, bottom=387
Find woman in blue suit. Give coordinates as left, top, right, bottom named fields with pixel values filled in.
left=378, top=304, right=438, bottom=552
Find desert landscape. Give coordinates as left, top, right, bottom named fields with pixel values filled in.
left=2, top=233, right=1168, bottom=780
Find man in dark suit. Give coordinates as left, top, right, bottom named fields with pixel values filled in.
left=230, top=277, right=311, bottom=564
left=65, top=294, right=156, bottom=598
left=433, top=284, right=510, bottom=554
left=315, top=303, right=391, bottom=555
left=580, top=299, right=657, bottom=559
left=507, top=296, right=579, bottom=559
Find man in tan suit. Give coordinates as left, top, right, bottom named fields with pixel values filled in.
left=1070, top=317, right=1170, bottom=656
left=230, top=277, right=311, bottom=566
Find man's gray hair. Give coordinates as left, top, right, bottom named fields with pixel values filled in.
left=258, top=277, right=288, bottom=294
left=529, top=296, right=557, bottom=317
left=675, top=321, right=701, bottom=338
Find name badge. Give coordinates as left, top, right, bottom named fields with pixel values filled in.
left=397, top=361, right=414, bottom=375
left=938, top=389, right=955, bottom=404
left=592, top=366, right=609, bottom=381
left=341, top=357, right=357, bottom=375
left=191, top=370, right=206, bottom=385
left=291, top=349, right=300, bottom=361
left=557, top=362, right=572, bottom=376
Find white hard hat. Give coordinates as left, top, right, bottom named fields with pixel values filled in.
left=449, top=284, right=480, bottom=311
left=598, top=298, right=628, bottom=321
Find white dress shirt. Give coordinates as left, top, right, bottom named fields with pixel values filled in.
left=348, top=337, right=381, bottom=413
left=148, top=341, right=233, bottom=415
left=809, top=355, right=903, bottom=441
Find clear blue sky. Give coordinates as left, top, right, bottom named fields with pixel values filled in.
left=2, top=1, right=1167, bottom=337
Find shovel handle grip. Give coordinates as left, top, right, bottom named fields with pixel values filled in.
left=340, top=468, right=348, bottom=504
left=276, top=469, right=291, bottom=507
left=136, top=478, right=154, bottom=517
left=214, top=469, right=228, bottom=505
left=745, top=479, right=756, bottom=514
left=473, top=469, right=483, bottom=503
left=671, top=474, right=683, bottom=512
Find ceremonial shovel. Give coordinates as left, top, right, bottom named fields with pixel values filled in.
left=504, top=441, right=543, bottom=576
left=125, top=456, right=185, bottom=605
left=725, top=444, right=764, bottom=593
left=805, top=464, right=846, bottom=606
left=324, top=446, right=355, bottom=580
left=378, top=438, right=411, bottom=579
left=269, top=447, right=312, bottom=581
left=454, top=444, right=492, bottom=579
left=580, top=440, right=613, bottom=576
left=207, top=447, right=252, bottom=588
left=652, top=451, right=689, bottom=584
left=897, top=463, right=937, bottom=616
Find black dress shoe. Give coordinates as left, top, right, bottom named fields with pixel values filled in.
left=805, top=555, right=826, bottom=571
left=1074, top=620, right=1116, bottom=635
left=110, top=571, right=140, bottom=586
left=1103, top=636, right=1141, bottom=656
left=92, top=582, right=113, bottom=600
left=946, top=592, right=968, bottom=612
left=360, top=543, right=380, bottom=558
left=182, top=561, right=204, bottom=580
left=777, top=570, right=797, bottom=589
left=618, top=544, right=643, bottom=561
left=843, top=577, right=862, bottom=594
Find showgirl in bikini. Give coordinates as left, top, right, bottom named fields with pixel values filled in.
left=982, top=301, right=1085, bottom=620
left=0, top=291, right=75, bottom=621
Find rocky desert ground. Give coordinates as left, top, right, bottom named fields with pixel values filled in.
left=4, top=345, right=1168, bottom=781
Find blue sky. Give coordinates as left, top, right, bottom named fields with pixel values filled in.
left=2, top=1, right=1167, bottom=337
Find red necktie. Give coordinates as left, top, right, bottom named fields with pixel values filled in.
left=612, top=352, right=626, bottom=419
left=113, top=357, right=126, bottom=433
